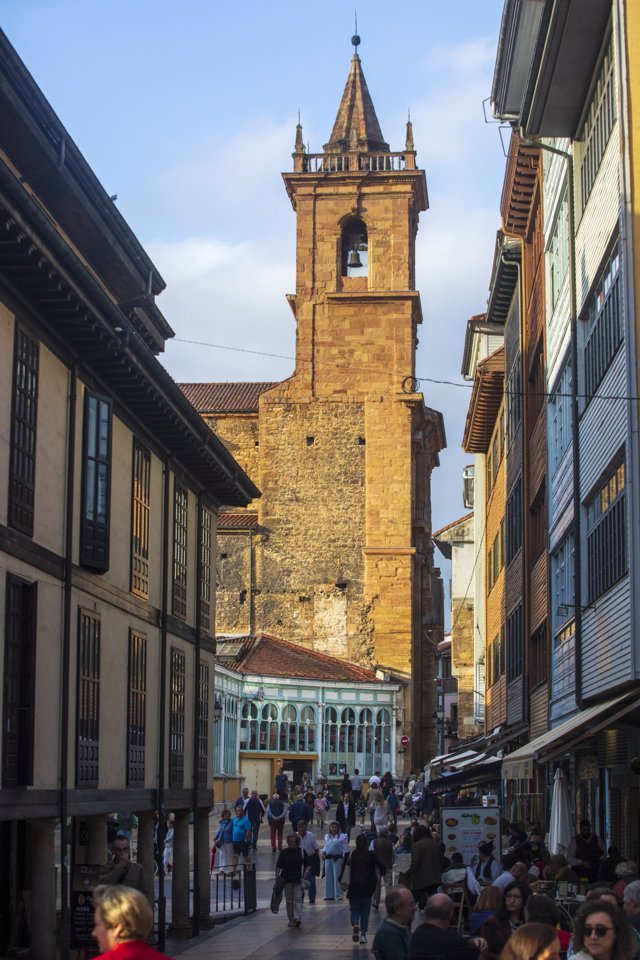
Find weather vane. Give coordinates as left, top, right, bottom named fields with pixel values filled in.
left=352, top=11, right=360, bottom=50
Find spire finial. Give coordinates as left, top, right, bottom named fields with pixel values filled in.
left=352, top=10, right=360, bottom=52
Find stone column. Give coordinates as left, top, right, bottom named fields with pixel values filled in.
left=31, top=819, right=57, bottom=960
left=168, top=810, right=190, bottom=937
left=136, top=811, right=155, bottom=904
left=86, top=815, right=108, bottom=865
left=197, top=808, right=213, bottom=928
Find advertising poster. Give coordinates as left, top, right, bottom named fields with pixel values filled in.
left=441, top=807, right=500, bottom=866
left=71, top=864, right=101, bottom=950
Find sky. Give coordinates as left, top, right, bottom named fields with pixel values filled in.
left=3, top=1, right=508, bottom=613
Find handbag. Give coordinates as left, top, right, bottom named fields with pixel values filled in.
left=339, top=853, right=351, bottom=892
left=309, top=850, right=321, bottom=877
left=270, top=874, right=286, bottom=914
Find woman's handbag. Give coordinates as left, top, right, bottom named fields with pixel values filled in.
left=270, top=874, right=286, bottom=914
left=339, top=853, right=351, bottom=892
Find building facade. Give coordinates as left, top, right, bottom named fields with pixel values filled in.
left=489, top=0, right=640, bottom=855
left=433, top=513, right=484, bottom=742
left=0, top=30, right=258, bottom=958
left=182, top=47, right=446, bottom=772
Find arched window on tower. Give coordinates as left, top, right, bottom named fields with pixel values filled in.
left=341, top=218, right=368, bottom=277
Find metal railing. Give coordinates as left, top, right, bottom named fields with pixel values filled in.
left=300, top=152, right=410, bottom=174
left=211, top=864, right=257, bottom=920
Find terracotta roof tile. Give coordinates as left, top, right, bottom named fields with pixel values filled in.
left=433, top=513, right=474, bottom=538
left=218, top=512, right=259, bottom=529
left=178, top=382, right=277, bottom=413
left=218, top=633, right=380, bottom=683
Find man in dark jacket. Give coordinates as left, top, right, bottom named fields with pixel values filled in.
left=336, top=791, right=356, bottom=840
left=245, top=790, right=265, bottom=849
left=567, top=819, right=605, bottom=882
left=409, top=893, right=486, bottom=960
left=275, top=768, right=289, bottom=800
left=289, top=794, right=309, bottom=831
left=409, top=826, right=442, bottom=909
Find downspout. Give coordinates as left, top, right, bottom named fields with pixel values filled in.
left=518, top=137, right=582, bottom=708
left=248, top=527, right=255, bottom=636
left=192, top=495, right=203, bottom=937
left=59, top=363, right=77, bottom=960
left=157, top=460, right=170, bottom=952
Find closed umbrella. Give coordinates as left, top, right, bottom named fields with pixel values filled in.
left=548, top=768, right=572, bottom=855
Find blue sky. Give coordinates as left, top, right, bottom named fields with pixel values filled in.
left=4, top=1, right=508, bottom=607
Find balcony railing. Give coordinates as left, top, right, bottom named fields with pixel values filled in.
left=297, top=151, right=414, bottom=174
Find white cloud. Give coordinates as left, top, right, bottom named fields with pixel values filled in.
left=149, top=235, right=296, bottom=384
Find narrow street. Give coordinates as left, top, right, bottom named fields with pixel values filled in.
left=166, top=817, right=401, bottom=960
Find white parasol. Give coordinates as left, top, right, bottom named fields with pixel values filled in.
left=548, top=767, right=572, bottom=855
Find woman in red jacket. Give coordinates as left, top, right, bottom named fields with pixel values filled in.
left=92, top=885, right=171, bottom=960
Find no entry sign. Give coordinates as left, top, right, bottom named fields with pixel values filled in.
left=400, top=735, right=410, bottom=746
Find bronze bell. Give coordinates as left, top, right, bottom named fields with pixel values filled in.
left=348, top=248, right=363, bottom=269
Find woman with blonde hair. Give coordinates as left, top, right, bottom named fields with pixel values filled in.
left=499, top=922, right=561, bottom=960
left=92, top=885, right=170, bottom=959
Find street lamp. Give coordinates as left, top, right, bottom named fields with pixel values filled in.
left=213, top=696, right=223, bottom=722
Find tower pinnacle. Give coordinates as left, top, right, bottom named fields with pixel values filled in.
left=324, top=49, right=389, bottom=154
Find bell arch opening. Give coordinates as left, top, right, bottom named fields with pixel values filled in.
left=340, top=218, right=368, bottom=277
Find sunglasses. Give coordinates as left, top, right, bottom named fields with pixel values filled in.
left=583, top=925, right=614, bottom=938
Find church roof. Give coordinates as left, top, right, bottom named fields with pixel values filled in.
left=217, top=633, right=380, bottom=683
left=324, top=53, right=389, bottom=154
left=179, top=381, right=277, bottom=413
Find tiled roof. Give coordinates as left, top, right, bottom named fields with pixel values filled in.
left=216, top=636, right=257, bottom=671
left=218, top=633, right=380, bottom=683
left=218, top=512, right=259, bottom=529
left=178, top=382, right=277, bottom=413
left=433, top=513, right=474, bottom=538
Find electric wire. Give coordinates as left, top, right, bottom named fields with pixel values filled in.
left=173, top=337, right=640, bottom=403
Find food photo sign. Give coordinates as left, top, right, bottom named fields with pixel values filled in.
left=441, top=807, right=500, bottom=866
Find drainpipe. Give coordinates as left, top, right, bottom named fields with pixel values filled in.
left=157, top=460, right=170, bottom=952
left=59, top=363, right=77, bottom=960
left=518, top=137, right=582, bottom=708
left=248, top=527, right=255, bottom=636
left=192, top=495, right=203, bottom=937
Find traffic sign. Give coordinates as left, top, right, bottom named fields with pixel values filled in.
left=400, top=735, right=410, bottom=746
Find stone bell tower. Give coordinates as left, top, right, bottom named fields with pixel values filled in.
left=248, top=39, right=446, bottom=767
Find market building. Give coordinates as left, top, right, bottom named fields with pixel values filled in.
left=212, top=634, right=401, bottom=801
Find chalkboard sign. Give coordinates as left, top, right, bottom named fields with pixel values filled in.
left=71, top=864, right=101, bottom=950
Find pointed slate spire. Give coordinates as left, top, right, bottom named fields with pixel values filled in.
left=405, top=110, right=414, bottom=151
left=294, top=112, right=305, bottom=154
left=324, top=51, right=389, bottom=154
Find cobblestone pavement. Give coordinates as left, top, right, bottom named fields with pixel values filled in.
left=165, top=816, right=409, bottom=960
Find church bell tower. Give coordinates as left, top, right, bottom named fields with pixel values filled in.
left=252, top=38, right=445, bottom=768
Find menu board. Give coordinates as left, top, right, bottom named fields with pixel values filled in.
left=71, top=864, right=101, bottom=950
left=441, top=807, right=500, bottom=866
